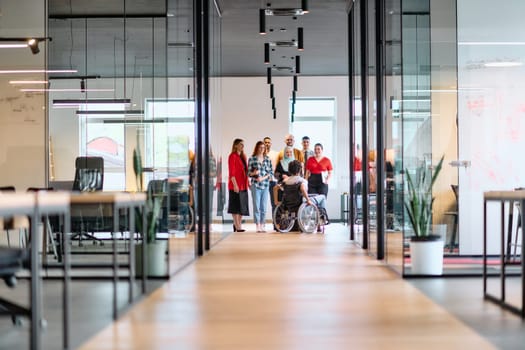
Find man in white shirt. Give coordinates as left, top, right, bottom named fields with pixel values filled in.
left=301, top=136, right=314, bottom=168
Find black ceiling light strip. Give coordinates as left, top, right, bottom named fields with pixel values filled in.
left=259, top=9, right=266, bottom=35
left=295, top=55, right=301, bottom=74
left=272, top=97, right=275, bottom=110
left=264, top=43, right=270, bottom=64
left=267, top=67, right=272, bottom=84
left=270, top=84, right=274, bottom=98
left=292, top=90, right=296, bottom=104
left=298, top=27, right=304, bottom=51
left=273, top=109, right=277, bottom=119
left=293, top=75, right=298, bottom=91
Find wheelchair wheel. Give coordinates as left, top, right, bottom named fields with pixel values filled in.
left=297, top=203, right=319, bottom=233
left=273, top=203, right=295, bottom=233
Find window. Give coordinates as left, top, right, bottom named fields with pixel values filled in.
left=290, top=97, right=336, bottom=163
left=79, top=99, right=195, bottom=190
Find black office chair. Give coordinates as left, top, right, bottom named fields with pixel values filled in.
left=72, top=156, right=104, bottom=192
left=70, top=156, right=106, bottom=245
left=0, top=246, right=29, bottom=325
left=0, top=186, right=29, bottom=248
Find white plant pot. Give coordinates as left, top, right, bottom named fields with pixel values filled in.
left=135, top=241, right=168, bottom=277
left=409, top=239, right=444, bottom=275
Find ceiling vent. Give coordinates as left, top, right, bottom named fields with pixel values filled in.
left=270, top=41, right=297, bottom=48
left=265, top=8, right=305, bottom=16
left=273, top=66, right=294, bottom=72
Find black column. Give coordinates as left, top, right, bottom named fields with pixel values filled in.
left=348, top=4, right=355, bottom=241
left=194, top=0, right=204, bottom=256
left=203, top=0, right=211, bottom=251
left=360, top=0, right=369, bottom=250
left=375, top=0, right=385, bottom=260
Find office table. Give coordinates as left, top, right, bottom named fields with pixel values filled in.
left=483, top=190, right=525, bottom=318
left=69, top=192, right=146, bottom=320
left=0, top=192, right=70, bottom=349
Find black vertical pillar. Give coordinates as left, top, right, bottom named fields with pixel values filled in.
left=360, top=0, right=369, bottom=250
left=375, top=0, right=385, bottom=260
left=203, top=0, right=211, bottom=251
left=348, top=4, right=355, bottom=241
left=194, top=0, right=204, bottom=256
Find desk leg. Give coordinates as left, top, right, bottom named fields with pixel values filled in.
left=128, top=207, right=135, bottom=303
left=142, top=206, right=147, bottom=294
left=516, top=199, right=525, bottom=318
left=63, top=215, right=71, bottom=350
left=30, top=209, right=41, bottom=350
left=483, top=199, right=487, bottom=294
left=501, top=202, right=506, bottom=302
left=113, top=205, right=118, bottom=320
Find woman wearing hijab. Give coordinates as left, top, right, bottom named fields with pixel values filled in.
left=227, top=138, right=249, bottom=232
left=274, top=146, right=294, bottom=205
left=275, top=146, right=294, bottom=183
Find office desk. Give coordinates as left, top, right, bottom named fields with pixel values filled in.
left=0, top=193, right=70, bottom=350
left=483, top=190, right=525, bottom=318
left=69, top=192, right=146, bottom=320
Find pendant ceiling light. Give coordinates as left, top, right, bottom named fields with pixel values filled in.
left=298, top=27, right=304, bottom=51
left=264, top=43, right=270, bottom=64
left=259, top=9, right=266, bottom=35
left=301, top=0, right=309, bottom=14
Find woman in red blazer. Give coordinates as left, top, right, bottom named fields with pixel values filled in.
left=228, top=138, right=249, bottom=232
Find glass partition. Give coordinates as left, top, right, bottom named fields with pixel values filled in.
left=384, top=0, right=403, bottom=274
left=208, top=0, right=226, bottom=246
left=47, top=1, right=198, bottom=277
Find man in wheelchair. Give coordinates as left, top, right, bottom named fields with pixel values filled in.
left=273, top=160, right=329, bottom=233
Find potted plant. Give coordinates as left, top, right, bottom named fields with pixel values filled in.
left=133, top=146, right=167, bottom=276
left=405, top=155, right=445, bottom=275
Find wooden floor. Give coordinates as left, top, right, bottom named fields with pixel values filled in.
left=78, top=226, right=495, bottom=350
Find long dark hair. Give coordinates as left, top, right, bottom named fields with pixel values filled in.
left=231, top=138, right=247, bottom=170
left=251, top=140, right=265, bottom=156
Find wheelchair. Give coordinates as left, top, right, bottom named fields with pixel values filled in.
left=272, top=182, right=328, bottom=233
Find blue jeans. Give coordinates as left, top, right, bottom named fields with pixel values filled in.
left=251, top=184, right=269, bottom=224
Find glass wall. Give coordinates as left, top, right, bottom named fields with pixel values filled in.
left=47, top=0, right=198, bottom=276
left=208, top=0, right=226, bottom=247
left=0, top=0, right=47, bottom=190
left=384, top=0, right=403, bottom=274
left=350, top=0, right=462, bottom=276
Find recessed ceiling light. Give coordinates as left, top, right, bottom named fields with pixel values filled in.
left=484, top=61, right=522, bottom=67
left=9, top=80, right=48, bottom=84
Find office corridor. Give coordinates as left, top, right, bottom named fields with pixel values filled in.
left=78, top=226, right=495, bottom=350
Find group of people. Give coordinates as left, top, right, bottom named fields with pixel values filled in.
left=227, top=134, right=333, bottom=232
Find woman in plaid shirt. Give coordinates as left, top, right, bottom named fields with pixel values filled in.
left=248, top=141, right=274, bottom=232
